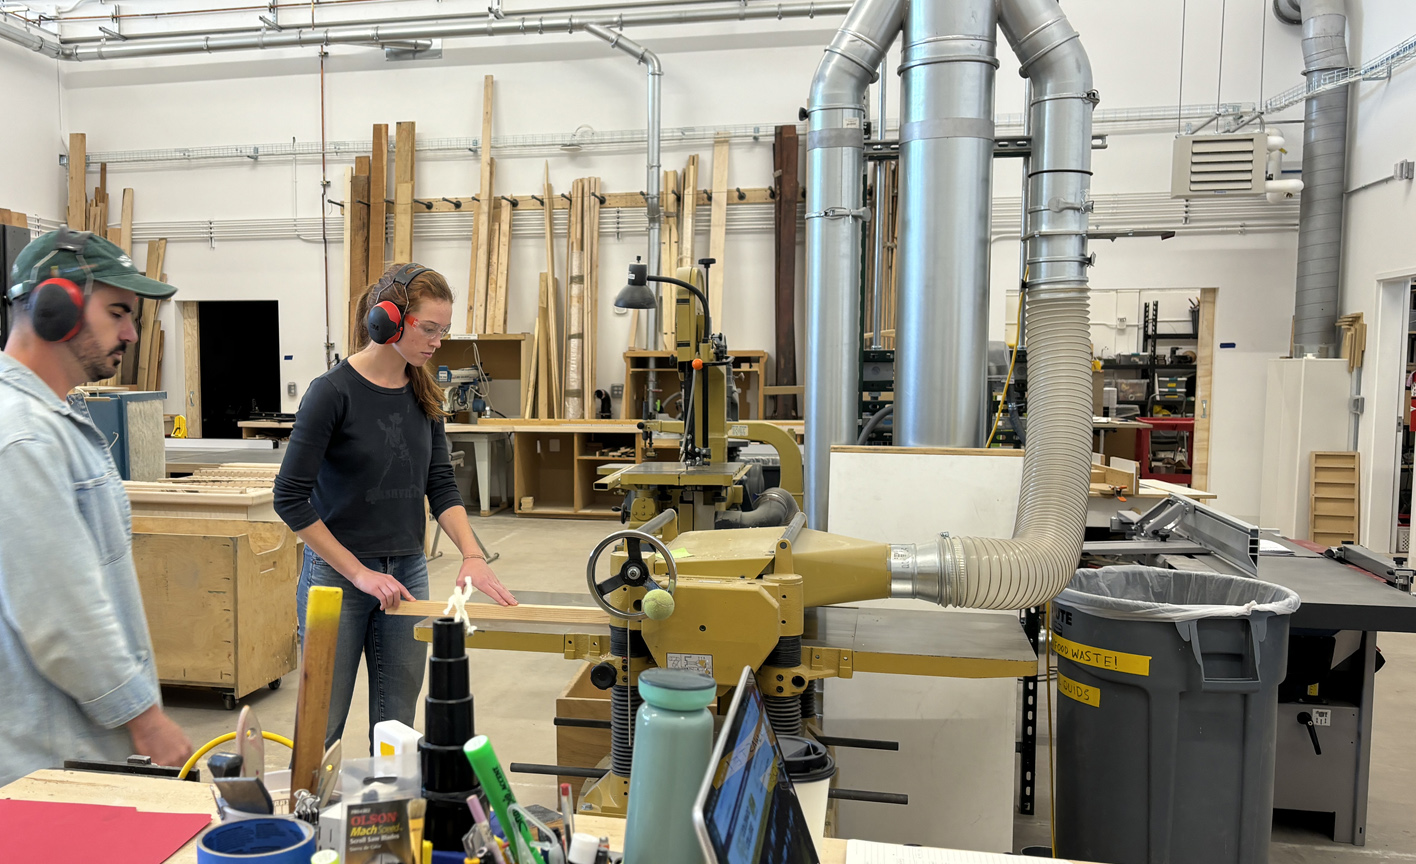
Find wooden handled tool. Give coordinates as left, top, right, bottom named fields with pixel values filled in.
left=290, top=585, right=343, bottom=809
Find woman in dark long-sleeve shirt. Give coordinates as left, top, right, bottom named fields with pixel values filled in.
left=274, top=263, right=516, bottom=750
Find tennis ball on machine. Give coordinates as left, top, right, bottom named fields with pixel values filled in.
left=643, top=588, right=675, bottom=621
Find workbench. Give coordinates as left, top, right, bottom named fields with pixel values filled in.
left=236, top=419, right=294, bottom=439
left=0, top=770, right=1091, bottom=863
left=444, top=423, right=512, bottom=517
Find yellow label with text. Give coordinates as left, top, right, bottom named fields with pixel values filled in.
left=1057, top=672, right=1101, bottom=707
left=1051, top=633, right=1151, bottom=676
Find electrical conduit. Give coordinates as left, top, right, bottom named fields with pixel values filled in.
left=584, top=23, right=662, bottom=347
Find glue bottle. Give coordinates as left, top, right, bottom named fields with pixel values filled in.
left=621, top=669, right=716, bottom=864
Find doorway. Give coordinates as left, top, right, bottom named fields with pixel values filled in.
left=198, top=300, right=280, bottom=439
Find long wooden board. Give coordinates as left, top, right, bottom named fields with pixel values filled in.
left=347, top=157, right=372, bottom=348
left=119, top=188, right=134, bottom=255
left=536, top=275, right=551, bottom=419
left=67, top=133, right=86, bottom=230
left=709, top=137, right=729, bottom=325
left=772, top=125, right=800, bottom=419
left=660, top=169, right=680, bottom=351
left=471, top=75, right=496, bottom=334
left=586, top=177, right=601, bottom=412
left=136, top=240, right=167, bottom=391
left=393, top=121, right=416, bottom=263
left=492, top=196, right=513, bottom=333
left=544, top=167, right=562, bottom=417
left=678, top=155, right=699, bottom=270
left=180, top=301, right=203, bottom=438
left=387, top=600, right=609, bottom=626
left=368, top=124, right=389, bottom=281
left=1191, top=287, right=1217, bottom=490
left=485, top=203, right=503, bottom=335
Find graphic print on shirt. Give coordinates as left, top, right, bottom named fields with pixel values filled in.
left=366, top=412, right=420, bottom=503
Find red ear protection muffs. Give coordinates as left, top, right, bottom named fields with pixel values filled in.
left=365, top=263, right=430, bottom=345
left=25, top=228, right=94, bottom=343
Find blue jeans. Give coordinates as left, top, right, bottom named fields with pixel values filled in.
left=297, top=547, right=429, bottom=753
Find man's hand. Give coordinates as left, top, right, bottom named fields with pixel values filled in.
left=457, top=557, right=518, bottom=606
left=348, top=566, right=416, bottom=611
left=126, top=705, right=194, bottom=769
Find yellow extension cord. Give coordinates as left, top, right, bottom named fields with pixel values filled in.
left=177, top=730, right=294, bottom=780
left=986, top=288, right=1027, bottom=448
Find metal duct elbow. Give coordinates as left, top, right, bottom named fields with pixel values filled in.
left=715, top=487, right=801, bottom=530
left=1289, top=0, right=1350, bottom=358
left=890, top=0, right=1096, bottom=610
left=804, top=0, right=905, bottom=529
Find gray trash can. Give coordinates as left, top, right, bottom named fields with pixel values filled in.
left=1052, top=566, right=1301, bottom=864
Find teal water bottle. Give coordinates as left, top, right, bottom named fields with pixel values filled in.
left=622, top=668, right=717, bottom=864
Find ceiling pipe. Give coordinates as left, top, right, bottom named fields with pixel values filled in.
left=0, top=0, right=852, bottom=62
left=802, top=0, right=906, bottom=529
left=1277, top=0, right=1350, bottom=358
left=0, top=12, right=65, bottom=57
left=584, top=22, right=662, bottom=350
left=49, top=0, right=745, bottom=45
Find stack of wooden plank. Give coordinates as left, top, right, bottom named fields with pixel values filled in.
left=863, top=158, right=900, bottom=349
left=0, top=209, right=28, bottom=228
left=468, top=75, right=501, bottom=336
left=345, top=121, right=423, bottom=351
left=523, top=165, right=563, bottom=419
left=344, top=154, right=372, bottom=347
left=563, top=177, right=602, bottom=420
left=65, top=133, right=161, bottom=389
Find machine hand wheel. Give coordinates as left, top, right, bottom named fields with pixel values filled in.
left=585, top=527, right=679, bottom=621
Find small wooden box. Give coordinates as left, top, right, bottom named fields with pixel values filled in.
left=556, top=663, right=612, bottom=794
left=132, top=517, right=300, bottom=708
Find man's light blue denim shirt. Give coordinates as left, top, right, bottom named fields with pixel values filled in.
left=0, top=351, right=160, bottom=786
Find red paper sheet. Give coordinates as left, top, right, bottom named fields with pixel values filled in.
left=0, top=798, right=211, bottom=863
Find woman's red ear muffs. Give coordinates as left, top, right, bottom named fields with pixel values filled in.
left=367, top=299, right=405, bottom=344
left=29, top=277, right=86, bottom=342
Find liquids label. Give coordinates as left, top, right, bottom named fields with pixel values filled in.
left=1057, top=672, right=1101, bottom=707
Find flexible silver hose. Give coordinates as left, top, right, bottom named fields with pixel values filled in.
left=889, top=0, right=1095, bottom=610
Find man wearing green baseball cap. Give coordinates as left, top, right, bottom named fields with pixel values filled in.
left=0, top=227, right=192, bottom=784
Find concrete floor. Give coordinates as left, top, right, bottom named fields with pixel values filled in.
left=168, top=513, right=1416, bottom=860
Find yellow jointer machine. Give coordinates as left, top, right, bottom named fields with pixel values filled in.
left=415, top=258, right=1051, bottom=816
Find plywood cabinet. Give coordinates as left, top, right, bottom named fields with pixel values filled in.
left=131, top=517, right=300, bottom=709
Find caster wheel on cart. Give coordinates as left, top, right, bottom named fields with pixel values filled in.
left=222, top=693, right=237, bottom=711
left=268, top=678, right=282, bottom=691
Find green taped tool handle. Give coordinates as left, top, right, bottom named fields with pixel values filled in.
left=464, top=735, right=545, bottom=864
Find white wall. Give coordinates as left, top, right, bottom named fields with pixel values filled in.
left=0, top=42, right=63, bottom=224
left=56, top=31, right=836, bottom=414
left=24, top=0, right=1407, bottom=531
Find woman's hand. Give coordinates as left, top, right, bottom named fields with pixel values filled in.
left=457, top=556, right=518, bottom=607
left=348, top=566, right=416, bottom=611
